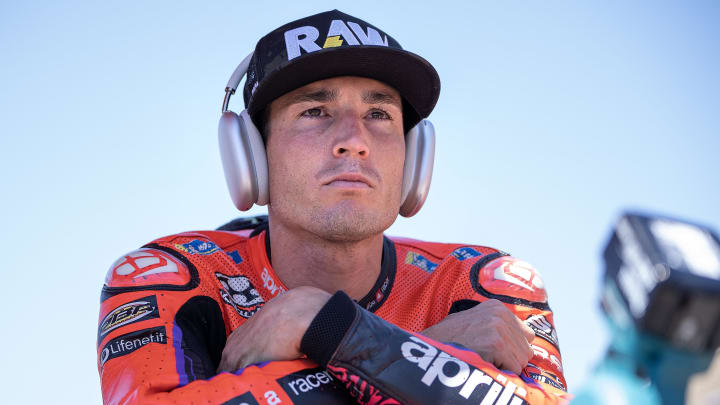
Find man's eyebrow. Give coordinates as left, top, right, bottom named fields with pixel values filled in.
left=288, top=89, right=338, bottom=105
left=362, top=90, right=401, bottom=107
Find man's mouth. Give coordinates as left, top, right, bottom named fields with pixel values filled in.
left=323, top=173, right=374, bottom=188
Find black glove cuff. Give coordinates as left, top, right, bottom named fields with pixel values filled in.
left=300, top=290, right=358, bottom=367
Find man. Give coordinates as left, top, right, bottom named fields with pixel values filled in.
left=97, top=10, right=568, bottom=404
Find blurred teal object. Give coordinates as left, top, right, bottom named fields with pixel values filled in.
left=573, top=212, right=720, bottom=404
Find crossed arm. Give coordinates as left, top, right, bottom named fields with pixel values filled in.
left=218, top=286, right=535, bottom=375
left=99, top=270, right=567, bottom=404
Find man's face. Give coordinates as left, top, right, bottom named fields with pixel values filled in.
left=265, top=76, right=405, bottom=242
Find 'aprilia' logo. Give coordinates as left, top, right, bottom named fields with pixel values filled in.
left=284, top=20, right=389, bottom=60
left=401, top=336, right=528, bottom=404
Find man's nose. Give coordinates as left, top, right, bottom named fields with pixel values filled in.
left=332, top=114, right=369, bottom=159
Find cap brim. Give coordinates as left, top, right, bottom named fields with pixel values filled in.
left=247, top=46, right=440, bottom=130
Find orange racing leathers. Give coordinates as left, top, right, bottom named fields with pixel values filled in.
left=97, top=221, right=569, bottom=404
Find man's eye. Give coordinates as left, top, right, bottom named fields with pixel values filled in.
left=301, top=108, right=324, bottom=117
left=368, top=109, right=391, bottom=120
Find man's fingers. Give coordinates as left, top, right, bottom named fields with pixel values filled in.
left=501, top=362, right=521, bottom=375
left=217, top=355, right=230, bottom=373
left=521, top=322, right=535, bottom=343
left=218, top=350, right=252, bottom=373
left=505, top=357, right=523, bottom=375
left=497, top=323, right=530, bottom=374
left=217, top=325, right=254, bottom=373
left=525, top=340, right=535, bottom=363
left=507, top=322, right=534, bottom=372
left=217, top=348, right=239, bottom=373
left=520, top=323, right=535, bottom=367
left=502, top=349, right=524, bottom=375
left=424, top=299, right=539, bottom=375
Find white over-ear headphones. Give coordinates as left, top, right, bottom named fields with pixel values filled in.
left=218, top=53, right=435, bottom=217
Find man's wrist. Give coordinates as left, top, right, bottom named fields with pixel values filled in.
left=300, top=290, right=358, bottom=367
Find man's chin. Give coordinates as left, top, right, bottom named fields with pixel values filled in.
left=308, top=204, right=398, bottom=242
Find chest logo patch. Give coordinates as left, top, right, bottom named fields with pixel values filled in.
left=99, top=326, right=167, bottom=369
left=451, top=247, right=483, bottom=261
left=98, top=295, right=159, bottom=345
left=525, top=314, right=560, bottom=349
left=405, top=252, right=438, bottom=273
left=531, top=344, right=563, bottom=374
left=261, top=267, right=286, bottom=297
left=175, top=239, right=220, bottom=255
left=216, top=272, right=264, bottom=318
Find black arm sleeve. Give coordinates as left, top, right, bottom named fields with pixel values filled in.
left=301, top=291, right=565, bottom=405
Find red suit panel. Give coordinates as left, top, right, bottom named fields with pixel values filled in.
left=98, top=228, right=568, bottom=404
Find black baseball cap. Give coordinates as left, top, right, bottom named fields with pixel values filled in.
left=242, top=9, right=441, bottom=131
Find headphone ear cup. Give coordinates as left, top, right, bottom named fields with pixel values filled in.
left=218, top=110, right=269, bottom=211
left=399, top=120, right=435, bottom=217
left=239, top=110, right=268, bottom=205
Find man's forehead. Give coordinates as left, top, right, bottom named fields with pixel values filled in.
left=275, top=76, right=402, bottom=107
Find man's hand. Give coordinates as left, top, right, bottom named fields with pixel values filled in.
left=217, top=286, right=331, bottom=373
left=421, top=299, right=535, bottom=374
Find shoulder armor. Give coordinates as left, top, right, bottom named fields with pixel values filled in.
left=470, top=255, right=550, bottom=309
left=105, top=247, right=191, bottom=288
left=102, top=246, right=199, bottom=301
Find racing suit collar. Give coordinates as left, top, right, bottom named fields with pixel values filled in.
left=261, top=229, right=396, bottom=313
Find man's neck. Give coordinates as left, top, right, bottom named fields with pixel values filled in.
left=267, top=220, right=384, bottom=301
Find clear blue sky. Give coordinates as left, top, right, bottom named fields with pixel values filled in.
left=1, top=1, right=718, bottom=403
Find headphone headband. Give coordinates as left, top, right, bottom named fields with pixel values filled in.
left=222, top=52, right=254, bottom=113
